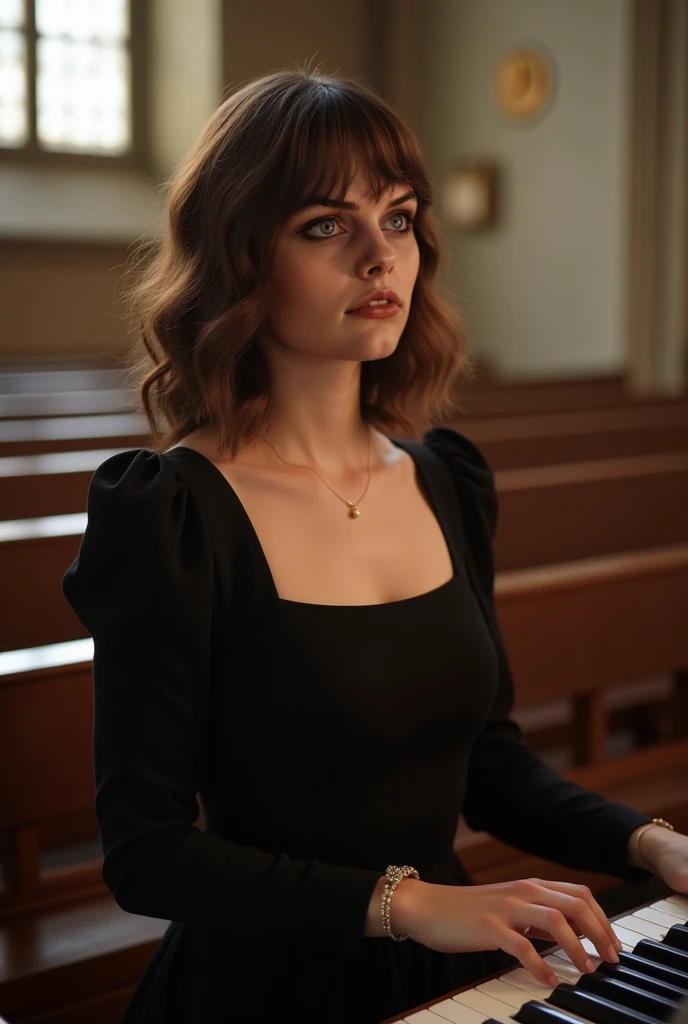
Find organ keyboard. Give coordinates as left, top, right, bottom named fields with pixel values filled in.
left=381, top=893, right=688, bottom=1024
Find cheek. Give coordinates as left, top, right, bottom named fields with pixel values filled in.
left=270, top=248, right=337, bottom=311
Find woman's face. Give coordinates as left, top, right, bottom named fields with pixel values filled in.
left=262, top=171, right=420, bottom=363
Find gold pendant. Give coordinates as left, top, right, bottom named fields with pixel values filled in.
left=349, top=503, right=360, bottom=518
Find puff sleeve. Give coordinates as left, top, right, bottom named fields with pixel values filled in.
left=62, top=449, right=383, bottom=951
left=424, top=427, right=655, bottom=884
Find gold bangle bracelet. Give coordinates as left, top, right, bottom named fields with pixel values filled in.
left=631, top=818, right=675, bottom=870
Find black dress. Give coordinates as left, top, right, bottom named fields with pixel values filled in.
left=61, top=426, right=654, bottom=1023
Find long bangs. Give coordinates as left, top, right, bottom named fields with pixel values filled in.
left=266, top=83, right=433, bottom=223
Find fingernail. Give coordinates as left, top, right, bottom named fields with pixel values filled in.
left=608, top=945, right=620, bottom=963
left=547, top=972, right=559, bottom=987
left=584, top=958, right=596, bottom=973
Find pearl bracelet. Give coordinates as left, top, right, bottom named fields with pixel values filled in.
left=381, top=864, right=420, bottom=941
left=630, top=817, right=675, bottom=870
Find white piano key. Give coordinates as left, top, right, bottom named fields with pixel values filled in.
left=494, top=969, right=555, bottom=998
left=451, top=988, right=520, bottom=1024
left=412, top=998, right=490, bottom=1023
left=401, top=1006, right=486, bottom=1024
left=394, top=896, right=686, bottom=1024
left=551, top=931, right=636, bottom=968
left=402, top=1005, right=487, bottom=1024
left=544, top=955, right=582, bottom=983
left=552, top=948, right=596, bottom=965
left=594, top=924, right=642, bottom=949
left=471, top=982, right=594, bottom=1024
left=651, top=899, right=688, bottom=921
left=479, top=975, right=551, bottom=1004
left=568, top=932, right=632, bottom=958
left=615, top=914, right=666, bottom=941
left=634, top=906, right=685, bottom=928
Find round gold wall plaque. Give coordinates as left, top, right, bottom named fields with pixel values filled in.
left=493, top=46, right=553, bottom=121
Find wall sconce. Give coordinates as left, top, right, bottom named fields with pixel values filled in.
left=441, top=161, right=499, bottom=231
left=493, top=44, right=555, bottom=123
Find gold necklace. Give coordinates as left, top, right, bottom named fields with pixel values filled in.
left=261, top=427, right=372, bottom=519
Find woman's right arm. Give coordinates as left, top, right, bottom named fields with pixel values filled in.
left=62, top=449, right=383, bottom=962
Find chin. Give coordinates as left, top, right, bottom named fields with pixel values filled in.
left=353, top=335, right=402, bottom=361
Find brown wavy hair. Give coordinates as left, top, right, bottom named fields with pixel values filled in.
left=121, top=62, right=477, bottom=459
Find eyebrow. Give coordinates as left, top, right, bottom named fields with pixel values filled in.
left=295, top=189, right=417, bottom=213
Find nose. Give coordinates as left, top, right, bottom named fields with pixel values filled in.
left=358, top=246, right=396, bottom=279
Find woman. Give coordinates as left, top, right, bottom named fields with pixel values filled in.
left=62, top=66, right=688, bottom=1023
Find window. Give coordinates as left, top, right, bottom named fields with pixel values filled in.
left=0, top=0, right=148, bottom=169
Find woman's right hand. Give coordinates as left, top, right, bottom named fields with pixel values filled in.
left=394, top=876, right=623, bottom=987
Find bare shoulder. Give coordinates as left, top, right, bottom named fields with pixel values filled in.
left=164, top=429, right=250, bottom=466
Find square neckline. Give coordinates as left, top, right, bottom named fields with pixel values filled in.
left=161, top=440, right=462, bottom=609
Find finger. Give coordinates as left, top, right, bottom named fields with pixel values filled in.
left=500, top=929, right=558, bottom=988
left=526, top=901, right=609, bottom=974
left=530, top=877, right=622, bottom=953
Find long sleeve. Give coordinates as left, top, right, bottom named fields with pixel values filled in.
left=62, top=449, right=382, bottom=954
left=424, top=426, right=656, bottom=884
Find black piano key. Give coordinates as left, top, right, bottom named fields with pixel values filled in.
left=634, top=939, right=688, bottom=972
left=514, top=998, right=608, bottom=1024
left=573, top=973, right=679, bottom=1019
left=547, top=980, right=665, bottom=1024
left=600, top=953, right=688, bottom=991
left=588, top=965, right=687, bottom=1003
left=663, top=925, right=688, bottom=952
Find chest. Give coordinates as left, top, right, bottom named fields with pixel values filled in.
left=213, top=452, right=456, bottom=606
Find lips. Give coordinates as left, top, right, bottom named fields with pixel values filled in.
left=346, top=288, right=401, bottom=312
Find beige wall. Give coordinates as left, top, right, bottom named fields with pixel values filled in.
left=0, top=0, right=685, bottom=385
left=0, top=239, right=133, bottom=357
left=0, top=0, right=375, bottom=358
left=222, top=0, right=373, bottom=90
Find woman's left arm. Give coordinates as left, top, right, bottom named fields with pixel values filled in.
left=628, top=823, right=688, bottom=889
left=424, top=427, right=688, bottom=893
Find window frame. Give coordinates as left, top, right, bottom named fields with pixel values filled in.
left=0, top=0, right=151, bottom=172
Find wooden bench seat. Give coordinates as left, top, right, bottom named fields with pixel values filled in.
left=0, top=450, right=124, bottom=520
left=2, top=409, right=687, bottom=519
left=0, top=414, right=149, bottom=458
left=0, top=390, right=136, bottom=421
left=0, top=367, right=125, bottom=394
left=494, top=451, right=688, bottom=569
left=459, top=374, right=688, bottom=418
left=458, top=402, right=688, bottom=470
left=0, top=892, right=167, bottom=1024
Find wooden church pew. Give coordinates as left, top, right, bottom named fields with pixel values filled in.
left=457, top=401, right=688, bottom=470
left=1, top=450, right=124, bottom=520
left=0, top=413, right=149, bottom=457
left=0, top=366, right=125, bottom=394
left=2, top=401, right=687, bottom=519
left=493, top=450, right=688, bottom=570
left=459, top=373, right=688, bottom=418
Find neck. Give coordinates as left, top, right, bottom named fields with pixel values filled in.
left=261, top=422, right=376, bottom=477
